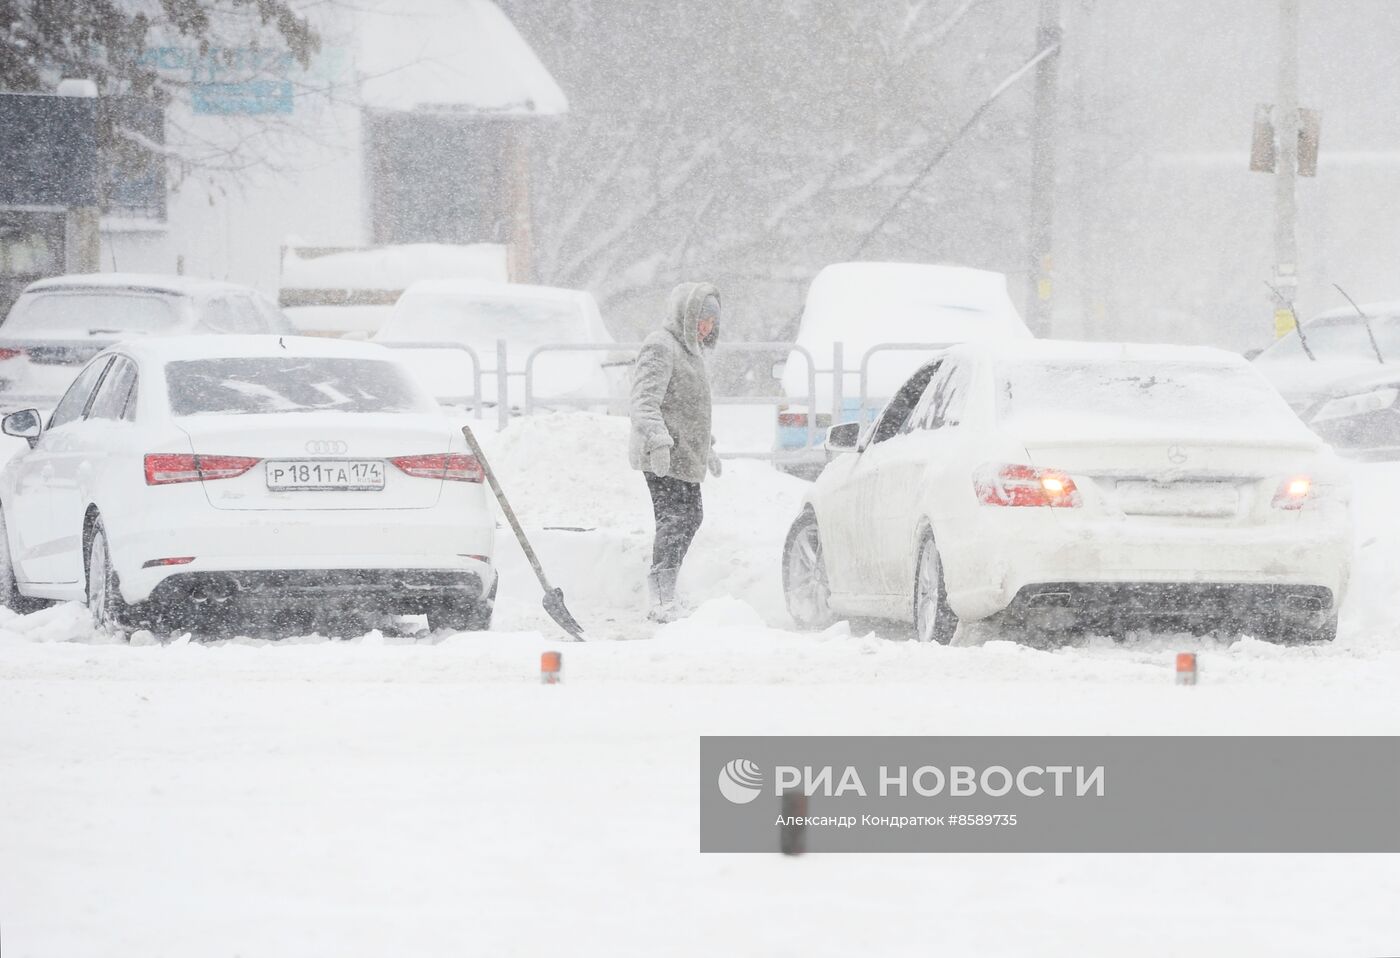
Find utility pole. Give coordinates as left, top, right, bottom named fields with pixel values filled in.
left=1026, top=0, right=1062, bottom=338
left=1272, top=0, right=1300, bottom=319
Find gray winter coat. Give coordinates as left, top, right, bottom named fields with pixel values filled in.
left=628, top=282, right=719, bottom=483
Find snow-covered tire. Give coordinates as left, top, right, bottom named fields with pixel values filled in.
left=0, top=505, right=51, bottom=614
left=782, top=510, right=835, bottom=630
left=86, top=523, right=132, bottom=640
left=912, top=531, right=957, bottom=644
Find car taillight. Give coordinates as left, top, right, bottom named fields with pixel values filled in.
left=1272, top=475, right=1312, bottom=510
left=974, top=463, right=1082, bottom=508
left=391, top=453, right=484, bottom=482
left=778, top=413, right=809, bottom=428
left=144, top=453, right=261, bottom=485
left=0, top=347, right=23, bottom=361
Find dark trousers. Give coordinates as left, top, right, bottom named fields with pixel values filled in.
left=644, top=472, right=703, bottom=574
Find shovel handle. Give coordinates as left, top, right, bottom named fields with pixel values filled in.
left=461, top=425, right=551, bottom=591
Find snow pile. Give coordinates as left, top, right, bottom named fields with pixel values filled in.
left=479, top=411, right=810, bottom=629
left=1336, top=460, right=1400, bottom=650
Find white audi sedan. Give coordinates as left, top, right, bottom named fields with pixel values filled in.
left=0, top=336, right=496, bottom=636
left=783, top=341, right=1352, bottom=643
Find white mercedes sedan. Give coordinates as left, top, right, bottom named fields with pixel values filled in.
left=783, top=341, right=1353, bottom=643
left=0, top=336, right=496, bottom=636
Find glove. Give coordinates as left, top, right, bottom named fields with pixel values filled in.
left=648, top=445, right=671, bottom=477
left=707, top=447, right=722, bottom=477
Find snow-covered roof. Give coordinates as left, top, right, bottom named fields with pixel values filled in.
left=356, top=0, right=568, bottom=116
left=24, top=273, right=257, bottom=298
left=114, top=335, right=397, bottom=363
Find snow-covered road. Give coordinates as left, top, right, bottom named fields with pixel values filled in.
left=2, top=413, right=1398, bottom=955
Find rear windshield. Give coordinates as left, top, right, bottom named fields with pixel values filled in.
left=4, top=292, right=181, bottom=336
left=166, top=358, right=429, bottom=416
left=997, top=360, right=1296, bottom=428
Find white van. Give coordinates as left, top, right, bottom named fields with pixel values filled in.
left=775, top=262, right=1032, bottom=473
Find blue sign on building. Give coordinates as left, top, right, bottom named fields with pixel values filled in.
left=191, top=81, right=294, bottom=116
left=142, top=47, right=302, bottom=116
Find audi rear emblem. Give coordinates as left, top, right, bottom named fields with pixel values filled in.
left=305, top=439, right=348, bottom=455
left=1166, top=445, right=1188, bottom=464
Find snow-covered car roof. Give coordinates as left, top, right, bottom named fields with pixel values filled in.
left=380, top=278, right=610, bottom=346
left=1308, top=300, right=1400, bottom=323
left=397, top=278, right=595, bottom=306
left=796, top=261, right=1030, bottom=349
left=948, top=339, right=1252, bottom=367
left=107, top=335, right=400, bottom=364
left=22, top=273, right=264, bottom=299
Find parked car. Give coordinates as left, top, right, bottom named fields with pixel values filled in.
left=782, top=340, right=1352, bottom=643
left=774, top=262, right=1032, bottom=475
left=0, top=273, right=294, bottom=411
left=373, top=278, right=618, bottom=410
left=0, top=336, right=496, bottom=635
left=1253, top=300, right=1400, bottom=459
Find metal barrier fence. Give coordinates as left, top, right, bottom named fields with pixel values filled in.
left=524, top=341, right=820, bottom=456
left=857, top=341, right=959, bottom=421
left=378, top=340, right=484, bottom=417
left=2, top=338, right=947, bottom=464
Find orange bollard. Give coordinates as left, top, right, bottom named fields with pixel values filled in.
left=1175, top=652, right=1197, bottom=686
left=541, top=650, right=562, bottom=684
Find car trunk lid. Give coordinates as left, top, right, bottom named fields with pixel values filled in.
left=1023, top=429, right=1321, bottom=520
left=174, top=413, right=461, bottom=511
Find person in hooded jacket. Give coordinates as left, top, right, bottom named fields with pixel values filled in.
left=629, top=282, right=723, bottom=622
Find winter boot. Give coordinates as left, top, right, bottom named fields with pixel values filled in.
left=647, top=568, right=681, bottom=623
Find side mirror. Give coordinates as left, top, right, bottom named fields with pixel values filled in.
left=824, top=421, right=861, bottom=454
left=2, top=408, right=42, bottom=447
left=770, top=360, right=787, bottom=380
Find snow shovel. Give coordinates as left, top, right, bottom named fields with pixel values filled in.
left=460, top=425, right=586, bottom=641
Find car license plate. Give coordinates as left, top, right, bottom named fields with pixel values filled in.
left=1115, top=480, right=1240, bottom=517
left=265, top=460, right=385, bottom=491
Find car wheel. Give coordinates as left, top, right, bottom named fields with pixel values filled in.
left=0, top=506, right=52, bottom=614
left=912, top=531, right=957, bottom=644
left=431, top=581, right=496, bottom=633
left=782, top=510, right=835, bottom=630
left=86, top=524, right=131, bottom=639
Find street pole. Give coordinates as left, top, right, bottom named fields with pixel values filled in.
left=1272, top=0, right=1300, bottom=321
left=1026, top=0, right=1061, bottom=338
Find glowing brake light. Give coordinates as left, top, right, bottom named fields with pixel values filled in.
left=0, top=347, right=24, bottom=361
left=144, top=453, right=260, bottom=485
left=974, top=463, right=1082, bottom=508
left=1272, top=476, right=1312, bottom=510
left=391, top=453, right=484, bottom=482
